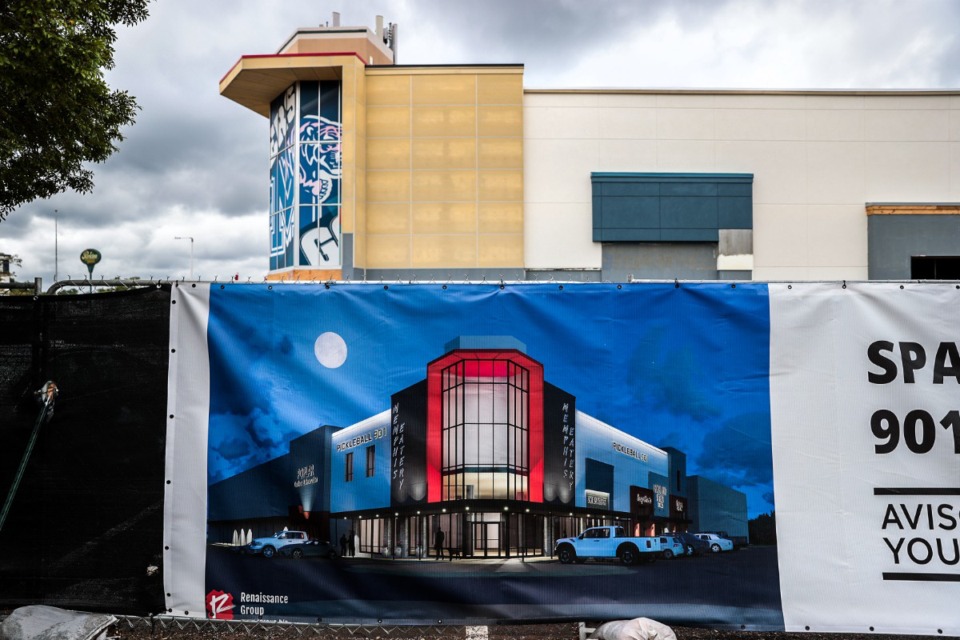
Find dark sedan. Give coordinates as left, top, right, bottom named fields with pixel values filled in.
left=278, top=539, right=339, bottom=559
left=676, top=532, right=710, bottom=556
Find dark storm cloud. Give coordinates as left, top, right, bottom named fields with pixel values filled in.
left=208, top=326, right=275, bottom=416
left=407, top=0, right=731, bottom=76
left=415, top=0, right=644, bottom=52
left=4, top=0, right=959, bottom=287
left=0, top=208, right=33, bottom=234
left=646, top=349, right=721, bottom=420
left=216, top=436, right=251, bottom=460
left=8, top=0, right=274, bottom=235
left=43, top=111, right=265, bottom=229
left=630, top=325, right=721, bottom=422
left=245, top=408, right=283, bottom=451
left=2, top=87, right=266, bottom=279
left=695, top=412, right=773, bottom=489
left=208, top=409, right=288, bottom=482
left=415, top=0, right=731, bottom=47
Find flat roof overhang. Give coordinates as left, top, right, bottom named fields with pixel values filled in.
left=219, top=53, right=365, bottom=117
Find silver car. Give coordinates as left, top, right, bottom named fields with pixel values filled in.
left=658, top=534, right=686, bottom=559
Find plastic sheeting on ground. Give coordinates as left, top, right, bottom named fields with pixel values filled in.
left=0, top=605, right=117, bottom=640
left=590, top=618, right=677, bottom=640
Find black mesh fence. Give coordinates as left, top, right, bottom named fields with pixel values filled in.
left=0, top=286, right=171, bottom=615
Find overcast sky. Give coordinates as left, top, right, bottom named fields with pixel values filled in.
left=3, top=0, right=959, bottom=286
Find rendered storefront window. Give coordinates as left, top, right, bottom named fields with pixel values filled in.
left=359, top=518, right=384, bottom=554
left=440, top=359, right=529, bottom=501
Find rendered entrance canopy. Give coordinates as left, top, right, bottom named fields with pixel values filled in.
left=164, top=282, right=959, bottom=635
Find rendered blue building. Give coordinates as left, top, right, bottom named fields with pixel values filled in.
left=208, top=339, right=745, bottom=557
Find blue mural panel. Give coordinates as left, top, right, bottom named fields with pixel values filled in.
left=277, top=144, right=295, bottom=214
left=269, top=213, right=281, bottom=271
left=299, top=81, right=319, bottom=138
left=298, top=80, right=342, bottom=268
left=269, top=86, right=297, bottom=272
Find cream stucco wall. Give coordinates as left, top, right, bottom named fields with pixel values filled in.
left=523, top=91, right=960, bottom=280
left=363, top=68, right=525, bottom=271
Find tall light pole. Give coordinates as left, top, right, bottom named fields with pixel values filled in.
left=174, top=236, right=194, bottom=279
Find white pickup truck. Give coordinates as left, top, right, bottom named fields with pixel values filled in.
left=555, top=526, right=661, bottom=566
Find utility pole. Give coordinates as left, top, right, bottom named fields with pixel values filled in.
left=175, top=236, right=194, bottom=279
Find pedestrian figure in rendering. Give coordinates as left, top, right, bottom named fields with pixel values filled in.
left=434, top=528, right=445, bottom=560
left=339, top=533, right=347, bottom=557
left=347, top=529, right=356, bottom=556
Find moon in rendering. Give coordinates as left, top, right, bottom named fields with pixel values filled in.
left=314, top=332, right=347, bottom=368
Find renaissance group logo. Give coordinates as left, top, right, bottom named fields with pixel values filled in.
left=206, top=590, right=235, bottom=620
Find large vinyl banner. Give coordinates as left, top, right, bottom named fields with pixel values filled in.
left=770, top=283, right=959, bottom=636
left=164, top=282, right=957, bottom=635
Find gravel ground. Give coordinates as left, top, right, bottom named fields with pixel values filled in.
left=105, top=617, right=956, bottom=640
left=3, top=612, right=954, bottom=640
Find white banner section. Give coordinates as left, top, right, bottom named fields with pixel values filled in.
left=163, top=284, right=211, bottom=617
left=771, top=283, right=960, bottom=636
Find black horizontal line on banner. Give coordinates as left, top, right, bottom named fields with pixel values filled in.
left=882, top=572, right=960, bottom=582
left=873, top=487, right=960, bottom=495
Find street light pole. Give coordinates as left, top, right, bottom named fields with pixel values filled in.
left=174, top=236, right=194, bottom=279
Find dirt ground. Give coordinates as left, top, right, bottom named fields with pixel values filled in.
left=107, top=617, right=955, bottom=640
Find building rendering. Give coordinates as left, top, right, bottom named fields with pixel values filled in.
left=687, top=475, right=749, bottom=545
left=219, top=15, right=960, bottom=284
left=208, top=337, right=739, bottom=558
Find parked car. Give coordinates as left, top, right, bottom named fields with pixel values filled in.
left=279, top=539, right=338, bottom=559
left=702, top=530, right=729, bottom=538
left=657, top=535, right=686, bottom=559
left=676, top=532, right=710, bottom=556
left=695, top=532, right=734, bottom=553
left=247, top=530, right=309, bottom=558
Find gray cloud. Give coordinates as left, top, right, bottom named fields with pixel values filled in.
left=216, top=436, right=252, bottom=461
left=405, top=0, right=655, bottom=60
left=630, top=325, right=722, bottom=422
left=208, top=408, right=287, bottom=482
left=695, top=412, right=773, bottom=489
left=2, top=0, right=958, bottom=286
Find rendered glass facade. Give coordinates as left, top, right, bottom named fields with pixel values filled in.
left=440, top=358, right=530, bottom=501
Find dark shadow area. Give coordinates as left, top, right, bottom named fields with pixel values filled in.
left=0, top=287, right=170, bottom=614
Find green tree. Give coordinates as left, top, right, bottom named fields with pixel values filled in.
left=0, top=253, right=34, bottom=295
left=1, top=252, right=22, bottom=275
left=0, top=0, right=149, bottom=220
left=748, top=511, right=777, bottom=545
